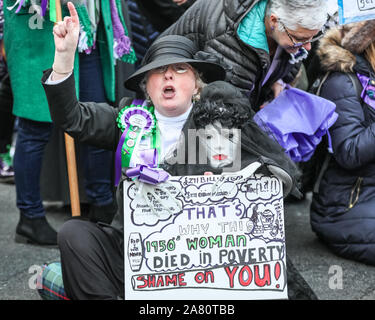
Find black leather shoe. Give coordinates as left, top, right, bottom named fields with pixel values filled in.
left=15, top=215, right=58, bottom=246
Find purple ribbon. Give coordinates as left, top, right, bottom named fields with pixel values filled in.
left=115, top=127, right=129, bottom=186
left=41, top=0, right=47, bottom=16
left=115, top=142, right=167, bottom=186
left=132, top=99, right=145, bottom=106
left=110, top=0, right=131, bottom=57
left=357, top=73, right=375, bottom=111
left=15, top=0, right=25, bottom=13
left=138, top=149, right=158, bottom=168
left=14, top=0, right=49, bottom=16
left=126, top=165, right=169, bottom=185
left=125, top=149, right=167, bottom=185
left=114, top=139, right=160, bottom=186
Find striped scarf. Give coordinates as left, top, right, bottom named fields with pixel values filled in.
left=7, top=0, right=136, bottom=63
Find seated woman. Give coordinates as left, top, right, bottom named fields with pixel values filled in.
left=41, top=3, right=225, bottom=300
left=310, top=20, right=375, bottom=265
left=40, top=3, right=310, bottom=300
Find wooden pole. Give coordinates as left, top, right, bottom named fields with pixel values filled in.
left=55, top=0, right=81, bottom=216
left=64, top=134, right=81, bottom=216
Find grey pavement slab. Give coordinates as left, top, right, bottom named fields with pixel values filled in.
left=0, top=182, right=66, bottom=300
left=0, top=182, right=374, bottom=300
left=285, top=193, right=375, bottom=300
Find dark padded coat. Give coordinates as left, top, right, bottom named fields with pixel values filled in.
left=134, top=0, right=196, bottom=33
left=161, top=0, right=300, bottom=111
left=310, top=29, right=375, bottom=265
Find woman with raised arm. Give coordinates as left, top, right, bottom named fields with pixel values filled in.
left=41, top=2, right=225, bottom=299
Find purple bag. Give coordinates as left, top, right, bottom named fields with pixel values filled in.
left=253, top=87, right=338, bottom=162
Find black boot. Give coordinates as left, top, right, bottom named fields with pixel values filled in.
left=89, top=200, right=118, bottom=225
left=15, top=214, right=58, bottom=246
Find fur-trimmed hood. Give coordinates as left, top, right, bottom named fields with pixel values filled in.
left=317, top=20, right=375, bottom=73
left=317, top=28, right=357, bottom=73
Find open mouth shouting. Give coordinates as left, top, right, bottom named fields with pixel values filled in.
left=162, top=85, right=176, bottom=99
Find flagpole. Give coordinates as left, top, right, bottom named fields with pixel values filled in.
left=55, top=0, right=81, bottom=217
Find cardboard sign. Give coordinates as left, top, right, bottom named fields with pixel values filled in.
left=124, top=171, right=287, bottom=300
left=338, top=0, right=375, bottom=24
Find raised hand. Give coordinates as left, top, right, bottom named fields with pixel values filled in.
left=52, top=2, right=80, bottom=78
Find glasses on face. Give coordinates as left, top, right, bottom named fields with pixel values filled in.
left=279, top=21, right=325, bottom=49
left=150, top=63, right=191, bottom=75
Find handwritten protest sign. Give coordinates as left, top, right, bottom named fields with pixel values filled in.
left=338, top=0, right=375, bottom=24
left=124, top=171, right=288, bottom=300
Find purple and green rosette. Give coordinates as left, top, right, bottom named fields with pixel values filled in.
left=115, top=103, right=156, bottom=185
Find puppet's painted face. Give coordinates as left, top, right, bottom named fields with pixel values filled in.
left=200, top=121, right=241, bottom=168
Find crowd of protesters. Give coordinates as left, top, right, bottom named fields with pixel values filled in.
left=1, top=0, right=375, bottom=300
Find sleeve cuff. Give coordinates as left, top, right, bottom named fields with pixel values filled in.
left=45, top=71, right=72, bottom=85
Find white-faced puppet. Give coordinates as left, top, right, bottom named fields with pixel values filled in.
left=162, top=81, right=301, bottom=198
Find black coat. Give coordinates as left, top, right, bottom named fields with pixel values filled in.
left=134, top=0, right=196, bottom=33
left=127, top=0, right=160, bottom=66
left=161, top=0, right=299, bottom=111
left=42, top=68, right=136, bottom=227
left=311, top=56, right=375, bottom=216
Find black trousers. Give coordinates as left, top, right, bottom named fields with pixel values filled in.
left=0, top=74, right=14, bottom=153
left=57, top=219, right=124, bottom=300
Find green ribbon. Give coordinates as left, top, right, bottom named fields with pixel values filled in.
left=75, top=4, right=94, bottom=49
left=49, top=0, right=57, bottom=22
left=121, top=126, right=144, bottom=168
left=153, top=124, right=161, bottom=166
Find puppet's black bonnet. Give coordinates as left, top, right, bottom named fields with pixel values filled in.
left=192, top=81, right=254, bottom=129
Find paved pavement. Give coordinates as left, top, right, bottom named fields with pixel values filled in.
left=285, top=194, right=375, bottom=300
left=0, top=182, right=64, bottom=300
left=0, top=181, right=374, bottom=300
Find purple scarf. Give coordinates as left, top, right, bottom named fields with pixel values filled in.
left=110, top=0, right=131, bottom=57
left=357, top=73, right=375, bottom=110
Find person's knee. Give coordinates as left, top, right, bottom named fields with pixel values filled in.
left=57, top=219, right=91, bottom=253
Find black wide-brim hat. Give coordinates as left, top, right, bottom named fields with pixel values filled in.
left=124, top=35, right=226, bottom=92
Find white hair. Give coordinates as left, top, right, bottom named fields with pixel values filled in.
left=266, top=0, right=328, bottom=31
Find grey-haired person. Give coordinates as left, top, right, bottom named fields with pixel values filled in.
left=162, top=0, right=329, bottom=111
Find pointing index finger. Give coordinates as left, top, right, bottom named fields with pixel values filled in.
left=67, top=1, right=79, bottom=25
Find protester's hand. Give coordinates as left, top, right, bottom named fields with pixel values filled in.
left=259, top=81, right=285, bottom=109
left=53, top=2, right=79, bottom=54
left=271, top=81, right=285, bottom=99
left=204, top=172, right=213, bottom=175
left=172, top=0, right=188, bottom=6
left=52, top=2, right=80, bottom=79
